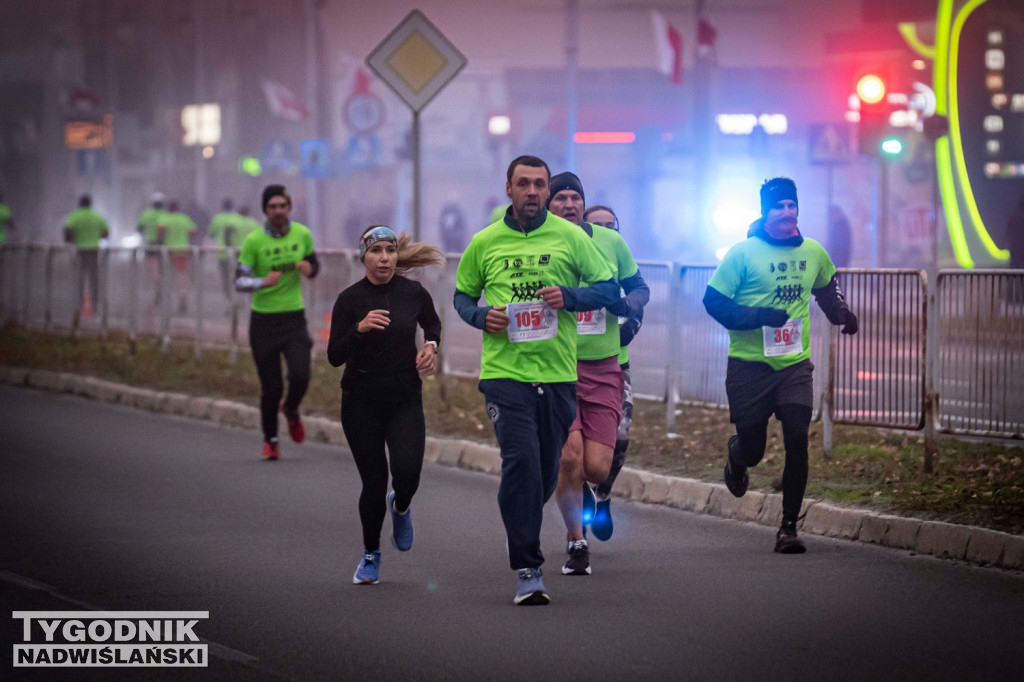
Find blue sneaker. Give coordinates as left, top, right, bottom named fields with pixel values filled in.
left=591, top=498, right=613, bottom=541
left=353, top=550, right=381, bottom=585
left=581, top=482, right=596, bottom=527
left=513, top=568, right=549, bottom=605
left=387, top=490, right=414, bottom=551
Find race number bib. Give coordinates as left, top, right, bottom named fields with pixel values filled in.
left=506, top=300, right=558, bottom=343
left=762, top=317, right=803, bottom=357
left=576, top=308, right=606, bottom=335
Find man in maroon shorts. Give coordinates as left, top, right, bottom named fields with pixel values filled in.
left=546, top=172, right=649, bottom=576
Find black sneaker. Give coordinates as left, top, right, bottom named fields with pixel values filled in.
left=774, top=523, right=807, bottom=554
left=724, top=436, right=748, bottom=497
left=561, top=540, right=591, bottom=575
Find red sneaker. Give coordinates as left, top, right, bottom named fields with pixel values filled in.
left=281, top=404, right=305, bottom=443
left=262, top=441, right=280, bottom=460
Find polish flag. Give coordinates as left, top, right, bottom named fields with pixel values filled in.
left=261, top=80, right=310, bottom=122
left=651, top=10, right=683, bottom=85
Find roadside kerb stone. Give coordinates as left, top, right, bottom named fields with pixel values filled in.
left=883, top=515, right=922, bottom=550
left=460, top=443, right=501, bottom=475
left=185, top=397, right=215, bottom=420
left=1000, top=534, right=1024, bottom=570
left=423, top=437, right=443, bottom=464
left=641, top=473, right=672, bottom=505
left=163, top=393, right=192, bottom=416
left=122, top=386, right=166, bottom=412
left=733, top=490, right=767, bottom=522
left=27, top=370, right=72, bottom=393
left=964, top=528, right=1007, bottom=567
left=756, top=495, right=783, bottom=527
left=613, top=468, right=645, bottom=501
left=916, top=520, right=972, bottom=560
left=858, top=514, right=890, bottom=544
left=315, top=418, right=347, bottom=447
left=435, top=440, right=467, bottom=467
left=706, top=485, right=746, bottom=520
left=664, top=478, right=713, bottom=513
left=2, top=367, right=29, bottom=386
left=803, top=503, right=864, bottom=540
left=210, top=399, right=246, bottom=427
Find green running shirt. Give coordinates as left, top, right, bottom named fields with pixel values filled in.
left=707, top=235, right=836, bottom=370
left=208, top=211, right=241, bottom=258
left=0, top=203, right=11, bottom=245
left=577, top=224, right=639, bottom=362
left=239, top=222, right=315, bottom=314
left=137, top=208, right=166, bottom=245
left=456, top=212, right=614, bottom=383
left=64, top=208, right=108, bottom=249
left=161, top=212, right=196, bottom=251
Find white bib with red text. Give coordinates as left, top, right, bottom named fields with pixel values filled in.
left=506, top=300, right=558, bottom=343
left=762, top=317, right=802, bottom=357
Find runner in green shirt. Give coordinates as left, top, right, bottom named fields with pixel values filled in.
left=208, top=198, right=242, bottom=299
left=0, top=192, right=15, bottom=246
left=582, top=204, right=644, bottom=542
left=703, top=177, right=859, bottom=554
left=137, top=192, right=167, bottom=306
left=453, top=155, right=619, bottom=606
left=157, top=200, right=198, bottom=315
left=235, top=184, right=320, bottom=460
left=62, top=194, right=109, bottom=317
left=546, top=174, right=649, bottom=575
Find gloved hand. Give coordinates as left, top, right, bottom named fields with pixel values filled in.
left=840, top=308, right=859, bottom=335
left=619, top=316, right=642, bottom=346
left=756, top=307, right=789, bottom=328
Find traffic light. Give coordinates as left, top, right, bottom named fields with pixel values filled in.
left=855, top=70, right=895, bottom=157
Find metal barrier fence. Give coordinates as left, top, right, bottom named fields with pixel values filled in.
left=933, top=270, right=1023, bottom=439
left=1, top=244, right=1020, bottom=444
left=830, top=269, right=926, bottom=430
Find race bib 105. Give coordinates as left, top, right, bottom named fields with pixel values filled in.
left=506, top=300, right=558, bottom=343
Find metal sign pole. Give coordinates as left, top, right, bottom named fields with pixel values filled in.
left=413, top=110, right=421, bottom=241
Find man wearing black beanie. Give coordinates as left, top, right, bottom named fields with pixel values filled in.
left=702, top=177, right=859, bottom=554
left=235, top=184, right=321, bottom=460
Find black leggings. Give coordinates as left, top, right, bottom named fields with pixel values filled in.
left=341, top=391, right=425, bottom=552
left=249, top=311, right=312, bottom=442
left=732, top=404, right=812, bottom=525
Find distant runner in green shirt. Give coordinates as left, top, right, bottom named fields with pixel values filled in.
left=546, top=173, right=649, bottom=576
left=157, top=200, right=198, bottom=315
left=137, top=192, right=167, bottom=306
left=208, top=198, right=242, bottom=299
left=453, top=155, right=619, bottom=606
left=0, top=191, right=15, bottom=246
left=235, top=184, right=320, bottom=460
left=63, top=194, right=108, bottom=317
left=703, top=177, right=859, bottom=554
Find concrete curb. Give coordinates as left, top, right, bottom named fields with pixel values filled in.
left=4, top=367, right=1021, bottom=572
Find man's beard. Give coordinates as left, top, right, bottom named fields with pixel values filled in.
left=269, top=215, right=289, bottom=230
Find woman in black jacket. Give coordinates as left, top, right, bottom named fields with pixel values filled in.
left=327, top=225, right=443, bottom=585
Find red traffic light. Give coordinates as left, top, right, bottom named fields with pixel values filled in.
left=856, top=74, right=887, bottom=104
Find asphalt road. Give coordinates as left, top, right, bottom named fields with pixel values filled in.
left=1, top=386, right=1023, bottom=681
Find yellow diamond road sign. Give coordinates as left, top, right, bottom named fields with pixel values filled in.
left=367, top=10, right=467, bottom=112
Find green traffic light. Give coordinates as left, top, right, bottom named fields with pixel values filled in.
left=239, top=156, right=262, bottom=177
left=880, top=137, right=903, bottom=155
